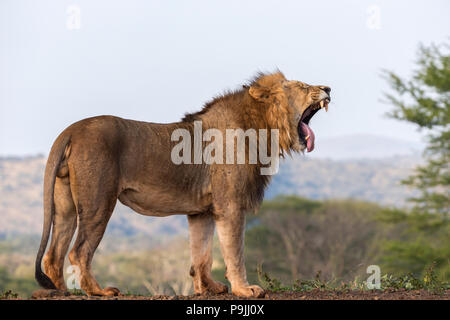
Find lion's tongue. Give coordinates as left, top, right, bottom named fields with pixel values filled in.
left=300, top=122, right=315, bottom=152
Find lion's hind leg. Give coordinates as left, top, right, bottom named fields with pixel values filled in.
left=188, top=212, right=228, bottom=295
left=66, top=159, right=121, bottom=297
left=43, top=176, right=77, bottom=290
left=67, top=196, right=120, bottom=296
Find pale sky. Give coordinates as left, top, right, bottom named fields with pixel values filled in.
left=0, top=0, right=449, bottom=156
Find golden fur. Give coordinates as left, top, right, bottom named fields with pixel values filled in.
left=35, top=71, right=330, bottom=298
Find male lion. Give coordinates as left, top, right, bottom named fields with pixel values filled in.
left=35, top=71, right=330, bottom=298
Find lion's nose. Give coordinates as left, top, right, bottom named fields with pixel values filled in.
left=320, top=86, right=331, bottom=95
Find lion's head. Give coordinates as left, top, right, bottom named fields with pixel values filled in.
left=182, top=71, right=331, bottom=156
left=248, top=72, right=331, bottom=153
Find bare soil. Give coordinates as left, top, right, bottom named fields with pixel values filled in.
left=25, top=288, right=450, bottom=300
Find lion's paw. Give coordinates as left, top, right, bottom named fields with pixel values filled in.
left=103, top=287, right=121, bottom=296
left=196, top=280, right=229, bottom=295
left=32, top=289, right=70, bottom=299
left=209, top=281, right=228, bottom=294
left=232, top=285, right=265, bottom=298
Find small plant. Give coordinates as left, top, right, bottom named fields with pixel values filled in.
left=123, top=289, right=136, bottom=296
left=0, top=290, right=19, bottom=299
left=422, top=262, right=448, bottom=293
left=256, top=264, right=287, bottom=291
left=68, top=289, right=85, bottom=296
left=423, top=262, right=438, bottom=288
left=293, top=271, right=335, bottom=291
left=380, top=273, right=423, bottom=290
left=345, top=276, right=366, bottom=291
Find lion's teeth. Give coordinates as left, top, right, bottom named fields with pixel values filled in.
left=320, top=100, right=324, bottom=108
left=325, top=104, right=328, bottom=112
left=305, top=135, right=310, bottom=141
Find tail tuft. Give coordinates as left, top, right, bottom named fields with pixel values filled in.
left=35, top=268, right=57, bottom=290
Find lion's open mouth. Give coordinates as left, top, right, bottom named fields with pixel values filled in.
left=298, top=98, right=329, bottom=152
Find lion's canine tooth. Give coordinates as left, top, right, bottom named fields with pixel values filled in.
left=320, top=100, right=324, bottom=108
left=305, top=135, right=310, bottom=141
left=325, top=104, right=328, bottom=112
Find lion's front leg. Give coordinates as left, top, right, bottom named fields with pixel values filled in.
left=188, top=212, right=228, bottom=295
left=214, top=208, right=265, bottom=298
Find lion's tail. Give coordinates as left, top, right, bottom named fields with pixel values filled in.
left=35, top=133, right=71, bottom=289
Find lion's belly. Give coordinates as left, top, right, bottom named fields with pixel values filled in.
left=118, top=187, right=211, bottom=217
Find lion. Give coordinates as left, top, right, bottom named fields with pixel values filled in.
left=35, top=71, right=330, bottom=298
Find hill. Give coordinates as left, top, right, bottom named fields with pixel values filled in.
left=268, top=154, right=420, bottom=205
left=309, top=134, right=424, bottom=160
left=0, top=151, right=421, bottom=238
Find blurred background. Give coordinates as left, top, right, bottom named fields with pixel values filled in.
left=0, top=0, right=448, bottom=296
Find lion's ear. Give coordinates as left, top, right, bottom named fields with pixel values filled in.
left=248, top=85, right=270, bottom=101
left=248, top=72, right=287, bottom=103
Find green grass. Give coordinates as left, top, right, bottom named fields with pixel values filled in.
left=68, top=289, right=85, bottom=296
left=256, top=262, right=449, bottom=294
left=0, top=290, right=19, bottom=299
